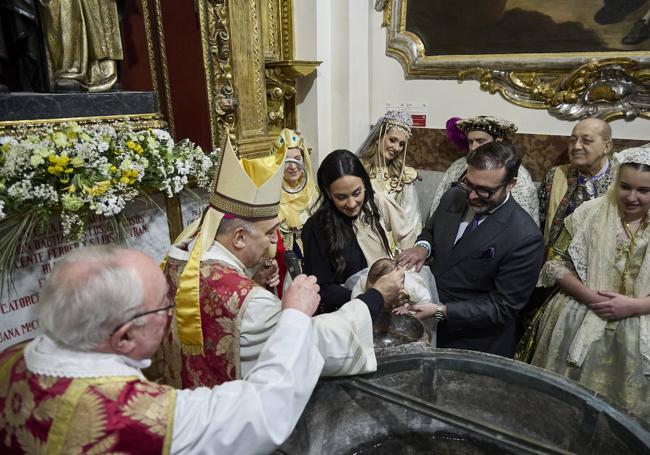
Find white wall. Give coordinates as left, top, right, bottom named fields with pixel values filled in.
left=295, top=1, right=650, bottom=165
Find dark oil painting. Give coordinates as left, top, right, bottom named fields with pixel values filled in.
left=406, top=0, right=650, bottom=55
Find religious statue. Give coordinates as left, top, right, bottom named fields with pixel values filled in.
left=0, top=0, right=47, bottom=92
left=38, top=0, right=123, bottom=92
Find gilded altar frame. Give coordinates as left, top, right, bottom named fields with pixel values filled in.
left=379, top=0, right=650, bottom=121
left=195, top=0, right=319, bottom=156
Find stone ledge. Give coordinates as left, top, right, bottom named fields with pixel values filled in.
left=0, top=91, right=157, bottom=122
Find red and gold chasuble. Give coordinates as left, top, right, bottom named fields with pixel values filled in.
left=158, top=257, right=255, bottom=389
left=0, top=343, right=175, bottom=454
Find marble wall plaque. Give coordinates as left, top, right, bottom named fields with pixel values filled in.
left=179, top=188, right=210, bottom=229
left=0, top=194, right=171, bottom=351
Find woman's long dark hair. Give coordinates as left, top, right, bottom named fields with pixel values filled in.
left=313, top=149, right=391, bottom=280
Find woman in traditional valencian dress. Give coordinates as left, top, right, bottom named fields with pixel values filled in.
left=243, top=129, right=318, bottom=296
left=527, top=146, right=650, bottom=424
left=302, top=149, right=416, bottom=314
left=356, top=109, right=422, bottom=234
left=275, top=128, right=318, bottom=258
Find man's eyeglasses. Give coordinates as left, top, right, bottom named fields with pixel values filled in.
left=111, top=302, right=175, bottom=335
left=453, top=178, right=506, bottom=199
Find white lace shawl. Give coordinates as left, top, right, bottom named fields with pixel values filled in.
left=564, top=147, right=650, bottom=374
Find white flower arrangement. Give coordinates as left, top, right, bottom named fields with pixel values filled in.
left=0, top=122, right=218, bottom=289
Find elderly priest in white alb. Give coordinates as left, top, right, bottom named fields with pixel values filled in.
left=0, top=245, right=324, bottom=454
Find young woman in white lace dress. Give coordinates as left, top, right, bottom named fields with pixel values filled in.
left=526, top=146, right=650, bottom=424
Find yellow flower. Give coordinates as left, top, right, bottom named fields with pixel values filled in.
left=110, top=165, right=117, bottom=173
left=120, top=176, right=130, bottom=184
left=84, top=180, right=112, bottom=197
left=126, top=141, right=136, bottom=150
left=64, top=168, right=74, bottom=174
left=54, top=165, right=63, bottom=172
left=48, top=155, right=57, bottom=163
left=47, top=166, right=57, bottom=174
left=1, top=143, right=11, bottom=153
left=56, top=156, right=70, bottom=166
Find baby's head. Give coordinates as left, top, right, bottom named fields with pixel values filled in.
left=366, top=258, right=398, bottom=290
left=366, top=258, right=410, bottom=309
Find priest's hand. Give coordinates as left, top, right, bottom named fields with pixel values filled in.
left=371, top=267, right=405, bottom=307
left=398, top=246, right=428, bottom=272
left=282, top=274, right=320, bottom=316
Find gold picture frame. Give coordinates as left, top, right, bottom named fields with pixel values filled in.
left=380, top=0, right=650, bottom=120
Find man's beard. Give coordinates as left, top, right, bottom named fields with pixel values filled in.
left=469, top=190, right=507, bottom=214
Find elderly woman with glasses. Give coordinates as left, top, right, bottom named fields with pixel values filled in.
left=274, top=128, right=318, bottom=257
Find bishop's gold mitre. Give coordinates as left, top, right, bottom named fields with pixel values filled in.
left=209, top=137, right=287, bottom=219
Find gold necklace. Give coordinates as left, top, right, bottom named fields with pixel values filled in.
left=618, top=217, right=647, bottom=294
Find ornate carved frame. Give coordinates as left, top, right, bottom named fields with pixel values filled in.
left=196, top=0, right=319, bottom=156
left=380, top=0, right=650, bottom=121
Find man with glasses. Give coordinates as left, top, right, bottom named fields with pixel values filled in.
left=0, top=245, right=325, bottom=454
left=428, top=115, right=539, bottom=225
left=399, top=142, right=544, bottom=357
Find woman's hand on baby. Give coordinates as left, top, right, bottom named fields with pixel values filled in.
left=391, top=305, right=411, bottom=315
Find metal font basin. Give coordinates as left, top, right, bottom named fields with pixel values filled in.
left=278, top=349, right=650, bottom=454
